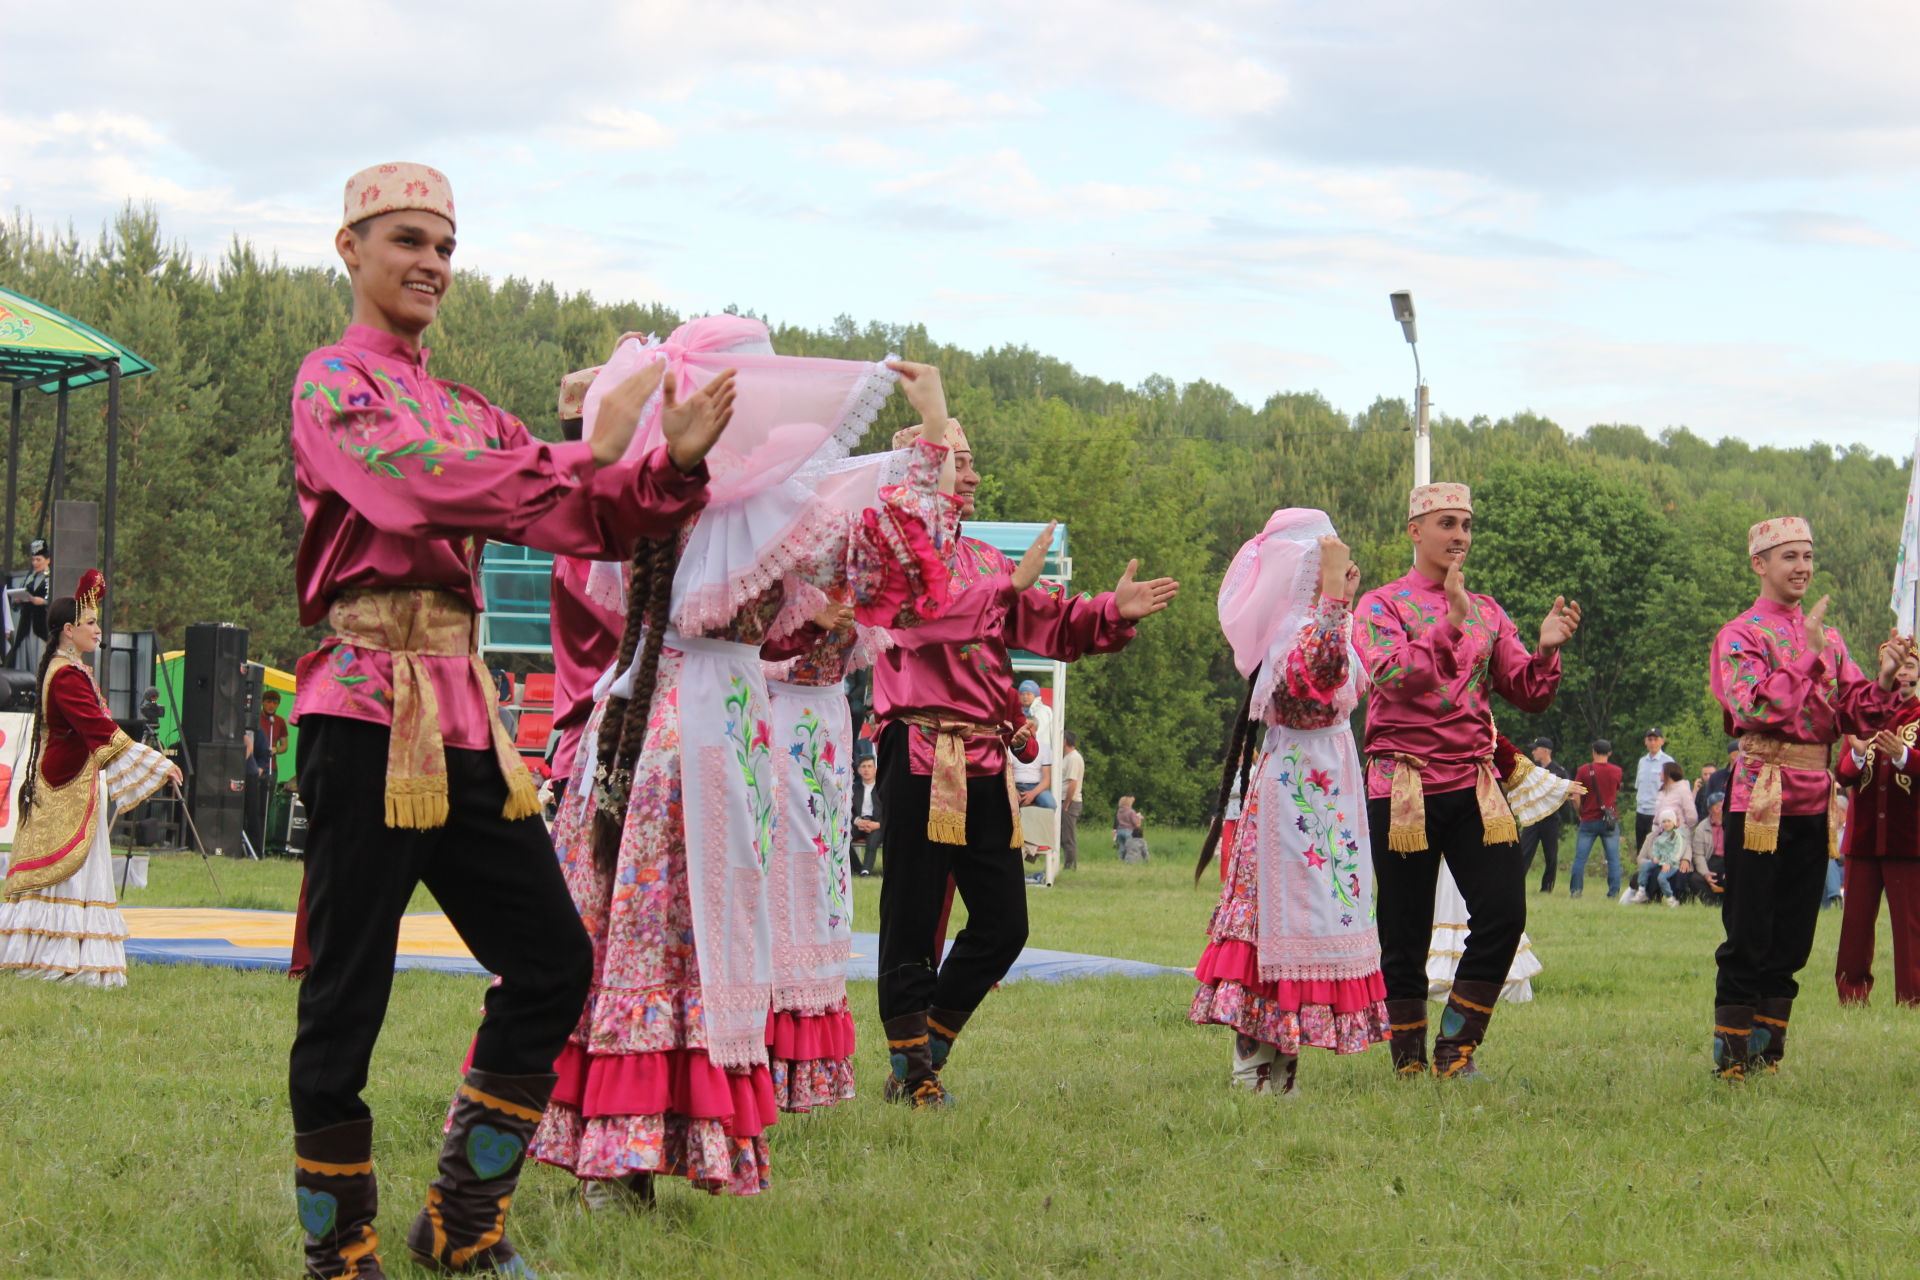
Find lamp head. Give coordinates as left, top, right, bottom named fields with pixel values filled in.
left=1390, top=290, right=1418, bottom=344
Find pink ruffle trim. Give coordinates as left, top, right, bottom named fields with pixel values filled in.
left=1193, top=939, right=1385, bottom=1012
left=551, top=1040, right=778, bottom=1137
left=1191, top=940, right=1388, bottom=1056
left=766, top=1006, right=857, bottom=1113
left=767, top=1006, right=856, bottom=1060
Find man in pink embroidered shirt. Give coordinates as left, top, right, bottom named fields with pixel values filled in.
left=871, top=429, right=1178, bottom=1108
left=1706, top=516, right=1910, bottom=1081
left=1355, top=482, right=1580, bottom=1079
left=287, top=163, right=735, bottom=1280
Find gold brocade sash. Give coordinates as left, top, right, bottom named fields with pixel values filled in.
left=3, top=656, right=133, bottom=898
left=1379, top=752, right=1518, bottom=854
left=898, top=714, right=1022, bottom=849
left=1738, top=733, right=1840, bottom=856
left=328, top=588, right=540, bottom=830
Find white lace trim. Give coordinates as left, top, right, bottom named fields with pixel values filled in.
left=808, top=356, right=900, bottom=467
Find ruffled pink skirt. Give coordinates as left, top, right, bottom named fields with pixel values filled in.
left=534, top=1041, right=778, bottom=1195
left=1189, top=939, right=1389, bottom=1056
left=768, top=1003, right=856, bottom=1113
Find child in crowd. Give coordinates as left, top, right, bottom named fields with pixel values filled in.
left=1631, top=812, right=1686, bottom=905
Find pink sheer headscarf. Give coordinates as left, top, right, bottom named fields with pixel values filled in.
left=1218, top=507, right=1358, bottom=715
left=579, top=316, right=900, bottom=631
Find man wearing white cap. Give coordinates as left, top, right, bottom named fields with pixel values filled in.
left=1354, top=482, right=1581, bottom=1079
left=285, top=163, right=734, bottom=1278
left=1706, top=516, right=1911, bottom=1080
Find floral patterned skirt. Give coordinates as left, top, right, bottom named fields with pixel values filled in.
left=530, top=673, right=777, bottom=1195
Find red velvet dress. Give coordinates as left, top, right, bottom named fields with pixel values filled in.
left=1835, top=697, right=1920, bottom=1005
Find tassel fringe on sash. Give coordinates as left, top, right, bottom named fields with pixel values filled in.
left=329, top=588, right=541, bottom=830
left=1737, top=734, right=1838, bottom=855
left=898, top=714, right=1022, bottom=849
left=1378, top=752, right=1518, bottom=853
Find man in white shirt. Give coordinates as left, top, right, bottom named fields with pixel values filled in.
left=851, top=754, right=883, bottom=875
left=1635, top=728, right=1674, bottom=853
left=1058, top=730, right=1085, bottom=870
left=1013, top=715, right=1055, bottom=808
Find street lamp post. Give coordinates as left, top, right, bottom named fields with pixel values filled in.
left=1389, top=291, right=1430, bottom=487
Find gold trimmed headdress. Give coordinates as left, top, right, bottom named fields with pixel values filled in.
left=74, top=568, right=104, bottom=613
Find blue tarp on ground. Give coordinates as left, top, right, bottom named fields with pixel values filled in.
left=122, top=909, right=1186, bottom=982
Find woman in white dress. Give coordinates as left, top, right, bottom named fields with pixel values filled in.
left=0, top=570, right=178, bottom=986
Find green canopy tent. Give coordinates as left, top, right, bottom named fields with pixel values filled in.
left=0, top=286, right=155, bottom=642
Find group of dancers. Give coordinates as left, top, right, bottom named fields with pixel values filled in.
left=2, top=160, right=1914, bottom=1280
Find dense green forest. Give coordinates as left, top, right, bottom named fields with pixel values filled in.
left=2, top=207, right=1910, bottom=820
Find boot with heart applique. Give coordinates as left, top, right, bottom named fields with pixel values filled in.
left=294, top=1117, right=386, bottom=1278
left=405, top=1070, right=555, bottom=1278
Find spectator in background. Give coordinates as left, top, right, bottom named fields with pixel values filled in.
left=9, top=538, right=50, bottom=671
left=1634, top=727, right=1674, bottom=853
left=1115, top=794, right=1147, bottom=862
left=261, top=689, right=290, bottom=766
left=1571, top=739, right=1625, bottom=898
left=1013, top=714, right=1055, bottom=808
left=1630, top=810, right=1686, bottom=906
left=1058, top=730, right=1085, bottom=871
left=1706, top=742, right=1736, bottom=816
left=1018, top=679, right=1054, bottom=747
left=1685, top=797, right=1726, bottom=904
left=850, top=754, right=883, bottom=876
left=1519, top=737, right=1571, bottom=894
left=1693, top=762, right=1717, bottom=822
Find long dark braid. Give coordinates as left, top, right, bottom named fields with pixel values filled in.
left=1193, top=670, right=1261, bottom=884
left=17, top=597, right=79, bottom=817
left=591, top=533, right=683, bottom=875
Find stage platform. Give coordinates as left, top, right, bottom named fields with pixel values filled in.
left=120, top=907, right=1186, bottom=983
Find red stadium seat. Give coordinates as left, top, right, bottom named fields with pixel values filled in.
left=522, top=673, right=556, bottom=707
left=514, top=710, right=553, bottom=752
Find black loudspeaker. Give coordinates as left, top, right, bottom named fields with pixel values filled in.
left=182, top=623, right=249, bottom=746
left=104, top=630, right=157, bottom=722
left=49, top=500, right=98, bottom=604
left=188, top=740, right=247, bottom=857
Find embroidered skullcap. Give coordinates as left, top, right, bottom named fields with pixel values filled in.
left=558, top=366, right=600, bottom=421
left=342, top=162, right=456, bottom=231
left=1408, top=482, right=1471, bottom=519
left=891, top=419, right=970, bottom=454
left=27, top=538, right=47, bottom=558
left=1748, top=516, right=1811, bottom=557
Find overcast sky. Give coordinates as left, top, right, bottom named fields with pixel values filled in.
left=8, top=0, right=1920, bottom=457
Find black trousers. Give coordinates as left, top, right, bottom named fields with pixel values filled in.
left=1521, top=817, right=1563, bottom=893
left=1370, top=788, right=1527, bottom=1005
left=1715, top=811, right=1827, bottom=1007
left=288, top=716, right=592, bottom=1132
left=851, top=833, right=883, bottom=875
left=874, top=722, right=1026, bottom=1020
left=1635, top=812, right=1655, bottom=856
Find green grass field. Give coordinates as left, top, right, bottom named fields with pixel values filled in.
left=6, top=834, right=1920, bottom=1279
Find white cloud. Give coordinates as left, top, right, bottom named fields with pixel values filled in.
left=559, top=108, right=676, bottom=152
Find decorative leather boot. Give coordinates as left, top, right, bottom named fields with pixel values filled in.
left=405, top=1070, right=555, bottom=1278
left=1230, top=1033, right=1278, bottom=1093
left=1712, top=1005, right=1754, bottom=1081
left=295, top=1117, right=386, bottom=1279
left=927, top=1006, right=973, bottom=1078
left=579, top=1173, right=655, bottom=1213
left=1385, top=999, right=1430, bottom=1078
left=1753, top=997, right=1792, bottom=1074
left=1432, top=980, right=1500, bottom=1080
left=882, top=1011, right=949, bottom=1109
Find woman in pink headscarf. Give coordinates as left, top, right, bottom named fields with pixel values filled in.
left=1189, top=510, right=1389, bottom=1094
left=531, top=317, right=953, bottom=1204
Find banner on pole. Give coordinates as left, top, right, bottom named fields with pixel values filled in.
left=1892, top=434, right=1920, bottom=635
